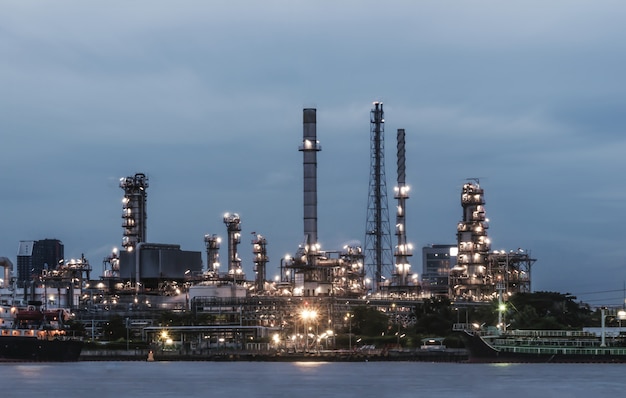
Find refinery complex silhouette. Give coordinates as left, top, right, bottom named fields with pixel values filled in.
left=0, top=103, right=536, bottom=349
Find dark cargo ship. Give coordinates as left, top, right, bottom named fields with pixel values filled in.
left=0, top=301, right=83, bottom=361
left=458, top=327, right=626, bottom=363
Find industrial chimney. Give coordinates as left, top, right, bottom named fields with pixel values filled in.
left=299, top=108, right=321, bottom=264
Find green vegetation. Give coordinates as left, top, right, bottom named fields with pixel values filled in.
left=506, top=291, right=593, bottom=329
left=83, top=340, right=151, bottom=350
left=65, top=318, right=86, bottom=335
left=336, top=292, right=602, bottom=349
left=101, top=315, right=127, bottom=341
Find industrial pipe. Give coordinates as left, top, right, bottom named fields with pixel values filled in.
left=0, top=257, right=13, bottom=288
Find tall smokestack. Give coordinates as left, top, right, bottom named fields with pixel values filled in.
left=299, top=108, right=321, bottom=254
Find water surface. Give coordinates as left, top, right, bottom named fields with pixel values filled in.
left=1, top=361, right=625, bottom=397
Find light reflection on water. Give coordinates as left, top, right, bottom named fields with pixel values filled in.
left=0, top=361, right=624, bottom=398
left=292, top=361, right=328, bottom=370
left=488, top=362, right=516, bottom=368
left=14, top=364, right=48, bottom=381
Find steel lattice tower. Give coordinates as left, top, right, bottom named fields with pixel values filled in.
left=364, top=102, right=393, bottom=292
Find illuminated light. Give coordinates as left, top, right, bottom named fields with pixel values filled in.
left=301, top=309, right=318, bottom=320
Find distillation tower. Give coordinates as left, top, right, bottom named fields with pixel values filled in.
left=223, top=213, right=244, bottom=281
left=364, top=102, right=393, bottom=293
left=450, top=180, right=537, bottom=300
left=120, top=173, right=149, bottom=252
left=392, top=129, right=413, bottom=287
left=204, top=234, right=221, bottom=276
left=252, top=234, right=268, bottom=293
left=450, top=179, right=491, bottom=300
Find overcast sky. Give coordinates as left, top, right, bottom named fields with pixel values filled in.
left=2, top=1, right=626, bottom=306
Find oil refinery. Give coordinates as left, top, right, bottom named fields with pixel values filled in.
left=0, top=103, right=536, bottom=352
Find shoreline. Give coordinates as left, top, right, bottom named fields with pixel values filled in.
left=79, top=349, right=469, bottom=363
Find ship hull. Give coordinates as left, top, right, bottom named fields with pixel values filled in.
left=0, top=336, right=83, bottom=362
left=459, top=331, right=626, bottom=364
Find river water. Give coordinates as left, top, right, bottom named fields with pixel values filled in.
left=1, top=361, right=625, bottom=397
